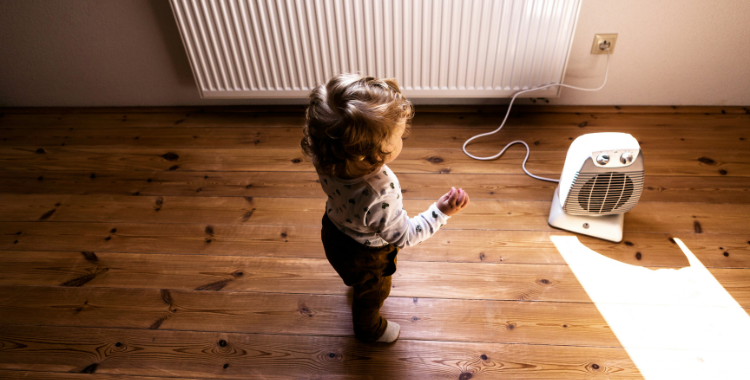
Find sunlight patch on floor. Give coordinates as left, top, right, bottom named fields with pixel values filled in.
left=551, top=236, right=750, bottom=380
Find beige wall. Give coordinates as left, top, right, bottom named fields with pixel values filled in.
left=548, top=0, right=750, bottom=106
left=1, top=0, right=748, bottom=107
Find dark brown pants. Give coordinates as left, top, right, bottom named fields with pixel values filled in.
left=321, top=214, right=399, bottom=343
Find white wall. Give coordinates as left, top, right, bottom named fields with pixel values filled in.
left=0, top=0, right=748, bottom=107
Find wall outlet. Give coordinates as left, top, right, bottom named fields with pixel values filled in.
left=591, top=34, right=617, bottom=54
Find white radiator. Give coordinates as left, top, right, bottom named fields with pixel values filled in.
left=170, top=0, right=581, bottom=99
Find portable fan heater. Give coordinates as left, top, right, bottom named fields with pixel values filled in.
left=548, top=132, right=644, bottom=243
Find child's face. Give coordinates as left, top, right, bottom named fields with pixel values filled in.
left=382, top=119, right=408, bottom=165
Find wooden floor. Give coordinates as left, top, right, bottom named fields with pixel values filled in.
left=0, top=105, right=748, bottom=379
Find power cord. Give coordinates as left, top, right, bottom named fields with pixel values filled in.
left=462, top=47, right=611, bottom=183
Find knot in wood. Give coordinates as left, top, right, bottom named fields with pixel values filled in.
left=480, top=354, right=488, bottom=360
left=693, top=221, right=703, bottom=234
left=218, top=339, right=227, bottom=347
left=697, top=157, right=715, bottom=165
left=291, top=158, right=302, bottom=163
left=160, top=289, right=172, bottom=305
left=459, top=372, right=473, bottom=380
left=161, top=152, right=179, bottom=161
left=80, top=363, right=98, bottom=374
left=39, top=208, right=57, bottom=220
left=81, top=251, right=98, bottom=263
left=427, top=156, right=444, bottom=164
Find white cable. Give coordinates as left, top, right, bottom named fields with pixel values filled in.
left=462, top=48, right=611, bottom=183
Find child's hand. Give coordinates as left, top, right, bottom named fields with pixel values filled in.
left=437, top=187, right=469, bottom=216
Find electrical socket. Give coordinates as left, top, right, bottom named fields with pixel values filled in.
left=591, top=33, right=617, bottom=54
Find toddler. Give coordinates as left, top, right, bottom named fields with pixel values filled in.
left=301, top=74, right=469, bottom=343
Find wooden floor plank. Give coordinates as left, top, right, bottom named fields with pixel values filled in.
left=0, top=285, right=618, bottom=347
left=0, top=112, right=306, bottom=129
left=2, top=222, right=748, bottom=268
left=0, top=325, right=641, bottom=379
left=2, top=108, right=747, bottom=130
left=0, top=371, right=193, bottom=380
left=0, top=251, right=594, bottom=303
left=3, top=170, right=749, bottom=204
left=0, top=126, right=306, bottom=149
left=1, top=147, right=745, bottom=177
left=412, top=105, right=750, bottom=115
left=2, top=123, right=748, bottom=152
left=1, top=194, right=747, bottom=235
left=1, top=251, right=748, bottom=307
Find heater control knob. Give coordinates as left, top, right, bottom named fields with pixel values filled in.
left=596, top=154, right=610, bottom=165
left=620, top=152, right=634, bottom=164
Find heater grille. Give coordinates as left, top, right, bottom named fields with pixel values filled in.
left=564, top=171, right=644, bottom=215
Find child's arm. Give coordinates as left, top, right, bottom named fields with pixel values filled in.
left=374, top=187, right=469, bottom=248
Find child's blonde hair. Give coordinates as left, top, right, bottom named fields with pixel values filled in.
left=301, top=73, right=413, bottom=178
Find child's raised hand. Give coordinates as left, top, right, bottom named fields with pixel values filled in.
left=437, top=187, right=470, bottom=216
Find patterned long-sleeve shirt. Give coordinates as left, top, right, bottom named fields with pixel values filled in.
left=317, top=164, right=450, bottom=248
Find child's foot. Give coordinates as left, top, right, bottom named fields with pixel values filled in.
left=375, top=320, right=400, bottom=343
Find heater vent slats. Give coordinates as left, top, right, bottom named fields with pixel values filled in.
left=564, top=171, right=644, bottom=215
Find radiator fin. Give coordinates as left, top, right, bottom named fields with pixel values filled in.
left=171, top=0, right=581, bottom=98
